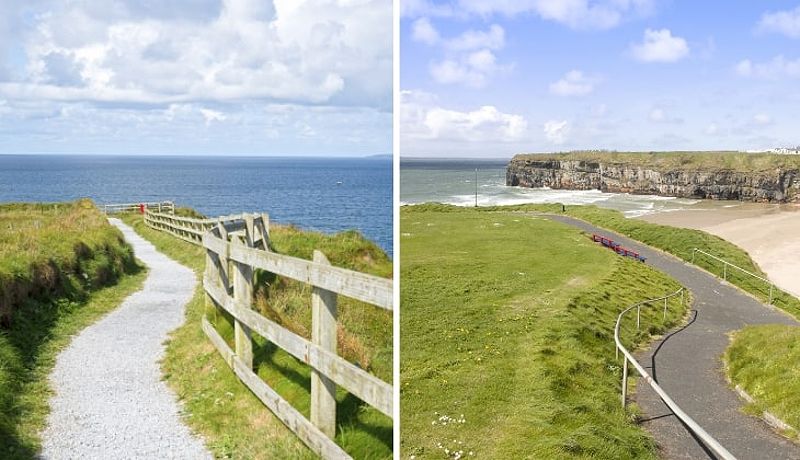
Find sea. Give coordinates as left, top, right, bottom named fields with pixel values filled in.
left=400, top=158, right=708, bottom=218
left=0, top=155, right=392, bottom=256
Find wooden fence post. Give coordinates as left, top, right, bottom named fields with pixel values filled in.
left=311, top=250, right=338, bottom=438
left=255, top=213, right=271, bottom=251
left=232, top=217, right=255, bottom=370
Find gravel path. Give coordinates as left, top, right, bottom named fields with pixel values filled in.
left=548, top=215, right=800, bottom=460
left=40, top=218, right=211, bottom=459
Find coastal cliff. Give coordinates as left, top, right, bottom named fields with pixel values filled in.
left=506, top=152, right=800, bottom=203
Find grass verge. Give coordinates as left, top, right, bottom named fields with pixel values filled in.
left=0, top=200, right=145, bottom=458
left=120, top=212, right=393, bottom=459
left=482, top=203, right=800, bottom=319
left=724, top=324, right=800, bottom=442
left=400, top=205, right=686, bottom=458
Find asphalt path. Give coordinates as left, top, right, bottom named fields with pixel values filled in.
left=548, top=215, right=800, bottom=460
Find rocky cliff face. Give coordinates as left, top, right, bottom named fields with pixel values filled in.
left=506, top=158, right=800, bottom=203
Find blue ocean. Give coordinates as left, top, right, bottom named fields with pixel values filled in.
left=0, top=155, right=392, bottom=256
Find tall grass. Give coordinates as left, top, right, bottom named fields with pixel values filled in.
left=0, top=200, right=145, bottom=458
left=400, top=205, right=686, bottom=458
left=0, top=199, right=137, bottom=325
left=121, top=213, right=393, bottom=459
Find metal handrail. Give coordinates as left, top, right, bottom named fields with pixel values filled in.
left=614, top=287, right=736, bottom=460
left=691, top=248, right=775, bottom=305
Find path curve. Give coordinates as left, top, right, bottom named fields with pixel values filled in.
left=40, top=218, right=211, bottom=459
left=547, top=215, right=800, bottom=460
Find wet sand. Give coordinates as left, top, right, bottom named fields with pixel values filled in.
left=640, top=202, right=800, bottom=298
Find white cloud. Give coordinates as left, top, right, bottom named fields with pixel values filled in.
left=735, top=56, right=800, bottom=79
left=401, top=0, right=455, bottom=18
left=430, top=49, right=507, bottom=87
left=753, top=113, right=772, bottom=125
left=649, top=108, right=665, bottom=122
left=549, top=70, right=595, bottom=96
left=705, top=123, right=719, bottom=135
left=444, top=24, right=505, bottom=51
left=423, top=24, right=509, bottom=87
left=401, top=90, right=527, bottom=143
left=757, top=6, right=800, bottom=38
left=543, top=119, right=569, bottom=144
left=648, top=107, right=682, bottom=124
left=630, top=28, right=689, bottom=63
left=4, top=0, right=392, bottom=108
left=455, top=0, right=655, bottom=30
left=412, top=17, right=440, bottom=45
left=199, top=108, right=226, bottom=126
left=735, top=59, right=753, bottom=76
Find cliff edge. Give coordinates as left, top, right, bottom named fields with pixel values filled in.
left=506, top=152, right=800, bottom=203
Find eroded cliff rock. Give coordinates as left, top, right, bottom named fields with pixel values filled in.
left=506, top=156, right=800, bottom=203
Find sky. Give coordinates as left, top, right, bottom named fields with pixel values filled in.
left=0, top=0, right=392, bottom=156
left=400, top=0, right=800, bottom=158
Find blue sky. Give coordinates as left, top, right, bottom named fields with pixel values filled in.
left=401, top=0, right=800, bottom=157
left=0, top=0, right=391, bottom=156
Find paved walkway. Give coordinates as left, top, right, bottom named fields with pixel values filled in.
left=40, top=219, right=211, bottom=459
left=548, top=215, right=800, bottom=460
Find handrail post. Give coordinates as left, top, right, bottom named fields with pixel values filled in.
left=311, top=250, right=337, bottom=438
left=663, top=297, right=668, bottom=320
left=636, top=305, right=641, bottom=330
left=621, top=358, right=628, bottom=408
left=769, top=285, right=774, bottom=305
left=723, top=262, right=727, bottom=281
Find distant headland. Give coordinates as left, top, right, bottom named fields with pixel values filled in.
left=506, top=151, right=800, bottom=203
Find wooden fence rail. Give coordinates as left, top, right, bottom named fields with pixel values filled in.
left=141, top=206, right=393, bottom=459
left=103, top=200, right=175, bottom=214
left=143, top=209, right=264, bottom=246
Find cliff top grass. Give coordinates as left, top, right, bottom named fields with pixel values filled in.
left=511, top=151, right=800, bottom=172
left=470, top=202, right=800, bottom=319
left=0, top=199, right=128, bottom=278
left=121, top=212, right=392, bottom=459
left=401, top=205, right=686, bottom=459
left=0, top=199, right=137, bottom=324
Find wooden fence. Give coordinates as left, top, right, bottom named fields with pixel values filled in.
left=143, top=207, right=394, bottom=459
left=143, top=208, right=258, bottom=246
left=103, top=200, right=174, bottom=214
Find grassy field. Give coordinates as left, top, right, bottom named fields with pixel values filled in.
left=0, top=200, right=145, bottom=458
left=725, top=325, right=800, bottom=441
left=400, top=204, right=686, bottom=458
left=483, top=203, right=800, bottom=319
left=511, top=151, right=800, bottom=172
left=121, top=212, right=393, bottom=459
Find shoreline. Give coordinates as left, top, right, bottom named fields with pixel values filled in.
left=640, top=202, right=800, bottom=298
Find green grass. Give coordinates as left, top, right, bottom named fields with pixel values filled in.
left=724, top=325, right=800, bottom=441
left=512, top=151, right=800, bottom=172
left=400, top=205, right=686, bottom=459
left=0, top=200, right=145, bottom=458
left=0, top=199, right=138, bottom=325
left=481, top=203, right=800, bottom=319
left=120, top=213, right=393, bottom=459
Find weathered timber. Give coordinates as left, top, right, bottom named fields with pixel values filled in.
left=202, top=318, right=350, bottom=459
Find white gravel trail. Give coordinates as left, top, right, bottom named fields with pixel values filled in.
left=40, top=218, right=211, bottom=460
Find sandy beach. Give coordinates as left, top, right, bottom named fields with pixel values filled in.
left=640, top=202, right=800, bottom=298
